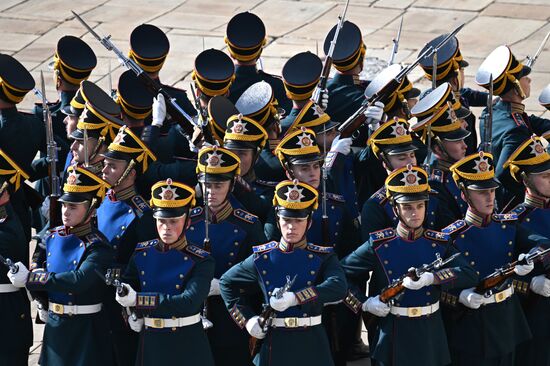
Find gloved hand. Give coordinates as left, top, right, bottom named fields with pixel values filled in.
left=115, top=283, right=137, bottom=307
left=7, top=262, right=28, bottom=288
left=269, top=289, right=298, bottom=312
left=128, top=316, right=144, bottom=333
left=313, top=88, right=329, bottom=110
left=152, top=93, right=167, bottom=127
left=40, top=196, right=50, bottom=219
left=459, top=288, right=485, bottom=309
left=514, top=253, right=534, bottom=276
left=530, top=275, right=550, bottom=297
left=402, top=271, right=434, bottom=290
left=330, top=135, right=352, bottom=155
left=208, top=278, right=220, bottom=296
left=364, top=101, right=385, bottom=127
left=36, top=300, right=49, bottom=323
left=246, top=316, right=266, bottom=339
left=362, top=295, right=390, bottom=317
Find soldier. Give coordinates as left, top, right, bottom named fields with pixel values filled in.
left=411, top=82, right=472, bottom=222
left=219, top=179, right=348, bottom=366
left=441, top=151, right=548, bottom=366
left=0, top=150, right=33, bottom=366
left=503, top=136, right=550, bottom=365
left=97, top=123, right=158, bottom=365
left=187, top=146, right=265, bottom=366
left=115, top=179, right=215, bottom=366
left=8, top=165, right=114, bottom=366
left=476, top=45, right=550, bottom=207
left=341, top=165, right=478, bottom=366
left=225, top=11, right=291, bottom=114
left=418, top=34, right=488, bottom=154
left=115, top=70, right=155, bottom=137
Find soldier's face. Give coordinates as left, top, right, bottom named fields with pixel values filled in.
left=527, top=171, right=550, bottom=198
left=203, top=181, right=231, bottom=209
left=278, top=216, right=309, bottom=244
left=519, top=76, right=531, bottom=98
left=289, top=162, right=321, bottom=189
left=102, top=158, right=128, bottom=186
left=63, top=115, right=78, bottom=139
left=441, top=139, right=467, bottom=162
left=385, top=152, right=417, bottom=171
left=61, top=202, right=89, bottom=227
left=156, top=216, right=187, bottom=244
left=396, top=201, right=425, bottom=229
left=466, top=188, right=496, bottom=216
left=230, top=149, right=254, bottom=176
left=70, top=138, right=98, bottom=164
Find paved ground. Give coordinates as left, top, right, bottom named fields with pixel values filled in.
left=3, top=0, right=548, bottom=364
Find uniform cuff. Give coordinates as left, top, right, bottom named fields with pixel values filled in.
left=433, top=268, right=456, bottom=285
left=136, top=292, right=159, bottom=310
left=26, top=271, right=50, bottom=289
left=295, top=287, right=318, bottom=304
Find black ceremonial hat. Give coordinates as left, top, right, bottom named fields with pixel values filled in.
left=0, top=54, right=35, bottom=104
left=129, top=24, right=170, bottom=73
left=282, top=51, right=322, bottom=101
left=225, top=12, right=266, bottom=62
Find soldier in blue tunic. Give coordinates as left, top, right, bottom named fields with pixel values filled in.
left=341, top=165, right=478, bottom=366
left=441, top=151, right=549, bottom=366
left=0, top=150, right=33, bottom=366
left=187, top=145, right=266, bottom=366
left=220, top=179, right=348, bottom=366
left=503, top=136, right=550, bottom=365
left=9, top=165, right=114, bottom=366
left=115, top=179, right=215, bottom=366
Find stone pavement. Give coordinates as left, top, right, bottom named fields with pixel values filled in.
left=3, top=0, right=547, bottom=364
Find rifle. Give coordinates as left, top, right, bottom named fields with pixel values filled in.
left=71, top=10, right=209, bottom=143
left=423, top=50, right=438, bottom=174
left=190, top=83, right=210, bottom=133
left=0, top=254, right=19, bottom=274
left=107, top=59, right=116, bottom=99
left=201, top=175, right=213, bottom=330
left=480, top=74, right=493, bottom=153
left=475, top=247, right=550, bottom=296
left=34, top=72, right=61, bottom=227
left=525, top=31, right=550, bottom=68
left=249, top=274, right=297, bottom=357
left=338, top=23, right=465, bottom=139
left=95, top=268, right=138, bottom=321
left=311, top=0, right=350, bottom=106
left=388, top=15, right=403, bottom=65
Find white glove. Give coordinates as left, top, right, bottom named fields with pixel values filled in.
left=208, top=278, right=220, bottom=297
left=514, top=253, right=534, bottom=276
left=459, top=288, right=485, bottom=309
left=530, top=275, right=550, bottom=297
left=246, top=316, right=266, bottom=339
left=330, top=135, right=352, bottom=155
left=152, top=93, right=167, bottom=127
left=362, top=295, right=390, bottom=317
left=7, top=262, right=29, bottom=288
left=364, top=101, right=385, bottom=127
left=115, top=283, right=137, bottom=307
left=36, top=300, right=48, bottom=323
left=269, top=289, right=298, bottom=312
left=313, top=88, right=329, bottom=110
left=128, top=316, right=144, bottom=332
left=402, top=271, right=434, bottom=290
left=40, top=196, right=50, bottom=219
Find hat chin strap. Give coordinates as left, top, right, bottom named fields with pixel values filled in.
left=513, top=79, right=527, bottom=100
left=113, top=159, right=136, bottom=190
left=434, top=137, right=453, bottom=163
left=381, top=154, right=394, bottom=172
left=390, top=197, right=427, bottom=230
left=88, top=136, right=105, bottom=163
left=522, top=172, right=550, bottom=199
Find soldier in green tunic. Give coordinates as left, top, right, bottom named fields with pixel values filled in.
left=115, top=70, right=155, bottom=138
left=116, top=179, right=215, bottom=366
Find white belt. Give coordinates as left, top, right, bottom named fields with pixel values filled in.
left=144, top=314, right=201, bottom=329
left=0, top=283, right=19, bottom=293
left=50, top=302, right=102, bottom=315
left=390, top=301, right=440, bottom=318
left=271, top=315, right=322, bottom=328
left=483, top=287, right=514, bottom=304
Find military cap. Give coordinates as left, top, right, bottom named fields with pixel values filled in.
left=273, top=179, right=319, bottom=218
left=208, top=95, right=239, bottom=144
left=503, top=135, right=550, bottom=182
left=192, top=49, right=235, bottom=97
left=104, top=125, right=157, bottom=173
left=53, top=36, right=97, bottom=85
left=385, top=164, right=430, bottom=203
left=418, top=34, right=468, bottom=83
left=0, top=54, right=35, bottom=104
left=0, top=149, right=29, bottom=194
left=129, top=24, right=170, bottom=74
left=196, top=146, right=241, bottom=182
left=150, top=178, right=196, bottom=219
left=286, top=100, right=338, bottom=135
left=539, top=84, right=550, bottom=111
left=225, top=12, right=266, bottom=62
left=323, top=21, right=366, bottom=72
left=223, top=114, right=268, bottom=151
left=61, top=86, right=85, bottom=116
left=72, top=81, right=122, bottom=142
left=365, top=64, right=419, bottom=113
left=282, top=52, right=322, bottom=101
left=59, top=164, right=110, bottom=204
left=450, top=151, right=499, bottom=190
left=235, top=81, right=281, bottom=127
left=275, top=127, right=322, bottom=167
left=116, top=70, right=154, bottom=120
left=368, top=117, right=417, bottom=157
left=410, top=82, right=471, bottom=142
left=475, top=45, right=530, bottom=97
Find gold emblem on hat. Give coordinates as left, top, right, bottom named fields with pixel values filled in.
left=284, top=184, right=305, bottom=202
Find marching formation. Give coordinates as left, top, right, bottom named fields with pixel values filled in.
left=1, top=4, right=550, bottom=366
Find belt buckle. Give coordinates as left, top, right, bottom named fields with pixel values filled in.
left=407, top=307, right=422, bottom=317
left=52, top=303, right=64, bottom=315
left=495, top=290, right=506, bottom=303
left=150, top=318, right=164, bottom=328
left=284, top=317, right=299, bottom=328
